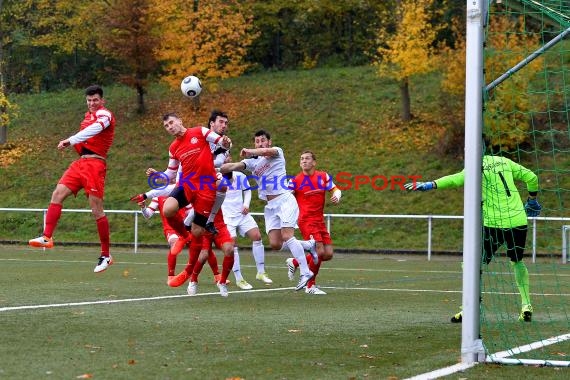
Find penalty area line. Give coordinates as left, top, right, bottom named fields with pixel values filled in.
left=0, top=287, right=294, bottom=313
left=0, top=285, right=459, bottom=313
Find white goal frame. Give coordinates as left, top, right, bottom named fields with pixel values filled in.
left=462, top=0, right=570, bottom=367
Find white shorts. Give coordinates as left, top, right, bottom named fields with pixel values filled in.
left=263, top=192, right=299, bottom=233
left=224, top=214, right=259, bottom=238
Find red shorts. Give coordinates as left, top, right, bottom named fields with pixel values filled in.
left=59, top=158, right=106, bottom=198
left=184, top=187, right=215, bottom=219
left=298, top=219, right=332, bottom=245
left=202, top=224, right=232, bottom=249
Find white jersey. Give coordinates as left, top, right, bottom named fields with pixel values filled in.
left=209, top=140, right=230, bottom=168
left=222, top=172, right=252, bottom=218
left=242, top=147, right=290, bottom=201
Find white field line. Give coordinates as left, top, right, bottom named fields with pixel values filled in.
left=1, top=284, right=568, bottom=313
left=0, top=286, right=457, bottom=313
left=2, top=256, right=569, bottom=375
left=489, top=333, right=570, bottom=359
left=0, top=287, right=294, bottom=312
left=0, top=257, right=460, bottom=273
left=0, top=257, right=568, bottom=313
left=404, top=362, right=479, bottom=380
left=2, top=257, right=568, bottom=277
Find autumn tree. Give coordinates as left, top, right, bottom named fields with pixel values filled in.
left=94, top=0, right=160, bottom=113
left=0, top=0, right=17, bottom=143
left=0, top=0, right=5, bottom=90
left=374, top=0, right=443, bottom=121
left=441, top=13, right=543, bottom=151
left=152, top=0, right=258, bottom=89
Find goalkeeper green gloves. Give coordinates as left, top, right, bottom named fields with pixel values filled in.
left=404, top=181, right=436, bottom=192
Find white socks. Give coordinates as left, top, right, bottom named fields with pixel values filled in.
left=282, top=237, right=310, bottom=275
left=252, top=240, right=265, bottom=273
left=232, top=247, right=243, bottom=282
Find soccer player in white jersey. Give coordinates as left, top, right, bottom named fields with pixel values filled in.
left=222, top=164, right=273, bottom=289
left=190, top=109, right=231, bottom=235
left=219, top=130, right=317, bottom=291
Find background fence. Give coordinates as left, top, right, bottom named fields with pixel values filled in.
left=1, top=207, right=569, bottom=263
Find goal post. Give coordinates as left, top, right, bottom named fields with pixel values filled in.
left=462, top=0, right=485, bottom=364
left=463, top=0, right=570, bottom=367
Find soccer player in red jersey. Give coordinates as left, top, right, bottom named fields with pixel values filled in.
left=29, top=85, right=116, bottom=273
left=182, top=211, right=235, bottom=297
left=159, top=113, right=230, bottom=228
left=288, top=150, right=342, bottom=294
left=137, top=191, right=192, bottom=281
left=135, top=193, right=223, bottom=286
left=159, top=113, right=233, bottom=295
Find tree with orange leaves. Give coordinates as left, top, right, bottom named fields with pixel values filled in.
left=152, top=0, right=258, bottom=90
left=440, top=13, right=543, bottom=151
left=96, top=0, right=161, bottom=114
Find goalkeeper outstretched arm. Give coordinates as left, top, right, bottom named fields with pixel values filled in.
left=404, top=170, right=465, bottom=191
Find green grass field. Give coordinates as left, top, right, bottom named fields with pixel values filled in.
left=0, top=244, right=566, bottom=379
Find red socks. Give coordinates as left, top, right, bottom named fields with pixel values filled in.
left=220, top=255, right=234, bottom=284
left=207, top=248, right=219, bottom=274
left=96, top=216, right=110, bottom=256
left=306, top=255, right=321, bottom=288
left=43, top=203, right=63, bottom=238
left=167, top=252, right=177, bottom=276
left=43, top=203, right=110, bottom=257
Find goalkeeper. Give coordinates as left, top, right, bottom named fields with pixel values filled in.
left=405, top=151, right=541, bottom=323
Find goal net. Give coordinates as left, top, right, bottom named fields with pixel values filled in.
left=464, top=0, right=570, bottom=366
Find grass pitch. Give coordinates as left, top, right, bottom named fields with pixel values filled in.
left=0, top=245, right=565, bottom=379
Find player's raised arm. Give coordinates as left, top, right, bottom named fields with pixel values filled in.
left=203, top=127, right=232, bottom=150
left=219, top=161, right=246, bottom=174
left=241, top=147, right=278, bottom=158
left=404, top=181, right=437, bottom=191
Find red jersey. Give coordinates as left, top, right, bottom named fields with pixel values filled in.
left=292, top=170, right=331, bottom=222
left=168, top=127, right=220, bottom=189
left=73, top=107, right=115, bottom=158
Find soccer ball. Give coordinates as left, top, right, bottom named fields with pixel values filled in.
left=180, top=75, right=202, bottom=98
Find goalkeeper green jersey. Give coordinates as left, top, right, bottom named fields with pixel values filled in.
left=434, top=155, right=539, bottom=228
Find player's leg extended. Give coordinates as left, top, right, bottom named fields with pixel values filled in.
left=90, top=194, right=113, bottom=273
left=451, top=261, right=464, bottom=323
left=277, top=227, right=310, bottom=277
left=279, top=227, right=313, bottom=290
left=166, top=234, right=180, bottom=277
left=217, top=240, right=235, bottom=297
left=307, top=241, right=329, bottom=287
left=245, top=226, right=272, bottom=284
left=226, top=225, right=244, bottom=283
left=205, top=179, right=228, bottom=234
left=168, top=235, right=202, bottom=287
left=29, top=184, right=73, bottom=248
left=232, top=243, right=244, bottom=282
left=512, top=261, right=531, bottom=306
left=507, top=226, right=532, bottom=321
left=208, top=247, right=221, bottom=281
